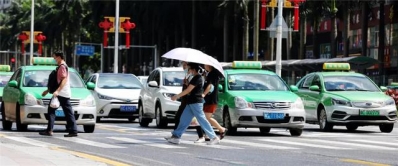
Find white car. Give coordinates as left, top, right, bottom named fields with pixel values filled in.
left=137, top=76, right=148, bottom=85
left=138, top=67, right=185, bottom=128
left=86, top=73, right=142, bottom=122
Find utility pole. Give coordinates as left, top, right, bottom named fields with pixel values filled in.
left=253, top=0, right=260, bottom=61
left=29, top=0, right=34, bottom=65
left=275, top=0, right=284, bottom=77
left=378, top=0, right=385, bottom=85
left=114, top=0, right=120, bottom=73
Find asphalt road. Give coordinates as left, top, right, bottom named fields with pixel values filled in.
left=1, top=118, right=398, bottom=166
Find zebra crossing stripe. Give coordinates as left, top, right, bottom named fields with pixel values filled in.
left=257, top=139, right=351, bottom=150
left=221, top=139, right=299, bottom=150
left=345, top=140, right=398, bottom=148
left=108, top=137, right=186, bottom=149
left=56, top=137, right=125, bottom=149
left=177, top=139, right=244, bottom=149
left=300, top=139, right=398, bottom=150
left=4, top=136, right=62, bottom=148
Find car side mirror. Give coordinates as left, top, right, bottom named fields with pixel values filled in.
left=290, top=85, right=298, bottom=92
left=8, top=80, right=18, bottom=88
left=218, top=84, right=223, bottom=92
left=86, top=82, right=95, bottom=90
left=380, top=86, right=388, bottom=92
left=309, top=85, right=320, bottom=91
left=148, top=81, right=159, bottom=88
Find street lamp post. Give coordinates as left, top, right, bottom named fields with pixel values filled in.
left=275, top=0, right=283, bottom=77
left=114, top=0, right=120, bottom=73
left=30, top=0, right=34, bottom=65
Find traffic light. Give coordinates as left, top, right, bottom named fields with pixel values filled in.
left=11, top=57, right=15, bottom=64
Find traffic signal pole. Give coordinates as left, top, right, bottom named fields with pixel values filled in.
left=114, top=0, right=120, bottom=73
left=29, top=0, right=34, bottom=65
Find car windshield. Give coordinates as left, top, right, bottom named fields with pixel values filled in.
left=323, top=76, right=380, bottom=92
left=227, top=73, right=289, bottom=91
left=23, top=70, right=85, bottom=88
left=0, top=75, right=11, bottom=87
left=163, top=71, right=185, bottom=86
left=97, top=74, right=142, bottom=89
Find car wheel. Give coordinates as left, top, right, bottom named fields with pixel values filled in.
left=83, top=125, right=95, bottom=133
left=128, top=117, right=136, bottom=122
left=223, top=110, right=237, bottom=135
left=1, top=103, right=12, bottom=130
left=346, top=124, right=358, bottom=131
left=289, top=128, right=303, bottom=137
left=138, top=103, right=151, bottom=127
left=259, top=127, right=271, bottom=133
left=318, top=108, right=333, bottom=131
left=155, top=104, right=168, bottom=128
left=379, top=124, right=394, bottom=133
left=16, top=104, right=28, bottom=131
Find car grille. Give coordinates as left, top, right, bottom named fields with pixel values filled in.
left=351, top=101, right=383, bottom=108
left=42, top=98, right=80, bottom=106
left=111, top=101, right=138, bottom=105
left=256, top=116, right=291, bottom=123
left=253, top=102, right=290, bottom=109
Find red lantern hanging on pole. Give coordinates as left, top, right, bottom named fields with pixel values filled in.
left=99, top=18, right=114, bottom=47
left=292, top=0, right=305, bottom=31
left=35, top=33, right=46, bottom=56
left=18, top=32, right=29, bottom=55
left=121, top=19, right=136, bottom=48
left=260, top=0, right=268, bottom=30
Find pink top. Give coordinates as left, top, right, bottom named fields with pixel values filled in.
left=57, top=63, right=68, bottom=83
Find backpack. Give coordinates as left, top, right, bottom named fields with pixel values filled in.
left=47, top=64, right=68, bottom=94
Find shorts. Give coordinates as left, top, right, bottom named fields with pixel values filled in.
left=203, top=104, right=217, bottom=114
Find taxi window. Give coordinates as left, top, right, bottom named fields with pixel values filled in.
left=227, top=73, right=288, bottom=91
left=323, top=75, right=379, bottom=92
left=23, top=70, right=85, bottom=88
left=97, top=74, right=141, bottom=89
left=0, top=75, right=11, bottom=87
left=301, top=75, right=315, bottom=89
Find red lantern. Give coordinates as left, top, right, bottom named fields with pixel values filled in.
left=18, top=32, right=29, bottom=55
left=121, top=19, right=136, bottom=48
left=261, top=0, right=268, bottom=30
left=99, top=18, right=114, bottom=47
left=35, top=33, right=46, bottom=56
left=291, top=0, right=305, bottom=31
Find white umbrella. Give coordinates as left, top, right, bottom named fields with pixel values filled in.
left=161, top=47, right=225, bottom=77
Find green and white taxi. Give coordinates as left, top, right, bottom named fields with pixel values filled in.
left=295, top=63, right=397, bottom=132
left=214, top=61, right=306, bottom=136
left=1, top=57, right=97, bottom=132
left=0, top=65, right=14, bottom=107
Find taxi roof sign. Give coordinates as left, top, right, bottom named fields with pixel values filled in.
left=0, top=65, right=10, bottom=72
left=232, top=61, right=262, bottom=69
left=32, top=57, right=57, bottom=66
left=322, top=63, right=350, bottom=71
left=390, top=82, right=398, bottom=86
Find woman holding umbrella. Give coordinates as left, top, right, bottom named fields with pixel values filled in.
left=166, top=62, right=220, bottom=145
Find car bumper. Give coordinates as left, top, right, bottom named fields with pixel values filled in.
left=229, top=107, right=306, bottom=129
left=162, top=100, right=181, bottom=120
left=326, top=105, right=398, bottom=125
left=20, top=105, right=96, bottom=125
left=97, top=100, right=139, bottom=118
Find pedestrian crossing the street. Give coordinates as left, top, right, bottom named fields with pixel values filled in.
left=1, top=133, right=398, bottom=151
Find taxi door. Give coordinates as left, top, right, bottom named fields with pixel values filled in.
left=214, top=76, right=227, bottom=123
left=296, top=74, right=318, bottom=121
left=306, top=75, right=323, bottom=121
left=3, top=69, right=22, bottom=121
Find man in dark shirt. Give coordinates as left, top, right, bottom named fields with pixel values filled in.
left=203, top=65, right=227, bottom=139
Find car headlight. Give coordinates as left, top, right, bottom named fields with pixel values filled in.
left=163, top=93, right=176, bottom=100
left=291, top=98, right=304, bottom=110
left=97, top=93, right=114, bottom=100
left=384, top=98, right=395, bottom=106
left=234, top=97, right=255, bottom=109
left=80, top=95, right=96, bottom=107
left=332, top=98, right=351, bottom=107
left=24, top=93, right=43, bottom=106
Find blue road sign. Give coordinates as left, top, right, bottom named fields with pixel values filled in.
left=76, top=45, right=95, bottom=56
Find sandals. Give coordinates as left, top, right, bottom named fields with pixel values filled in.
left=220, top=128, right=228, bottom=140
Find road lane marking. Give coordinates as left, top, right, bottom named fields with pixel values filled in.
left=29, top=125, right=47, bottom=129
left=350, top=140, right=398, bottom=147
left=221, top=139, right=300, bottom=150
left=177, top=139, right=243, bottom=149
left=57, top=137, right=125, bottom=149
left=257, top=139, right=351, bottom=150
left=96, top=126, right=145, bottom=135
left=108, top=137, right=186, bottom=149
left=50, top=147, right=132, bottom=166
left=301, top=139, right=398, bottom=150
left=4, top=136, right=62, bottom=148
left=341, top=159, right=391, bottom=166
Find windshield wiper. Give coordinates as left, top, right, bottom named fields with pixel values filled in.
left=327, top=89, right=346, bottom=91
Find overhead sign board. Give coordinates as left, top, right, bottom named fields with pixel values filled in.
left=76, top=45, right=95, bottom=56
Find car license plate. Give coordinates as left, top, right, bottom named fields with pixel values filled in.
left=120, top=106, right=137, bottom=112
left=55, top=109, right=65, bottom=117
left=264, top=112, right=285, bottom=120
left=360, top=110, right=380, bottom=116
